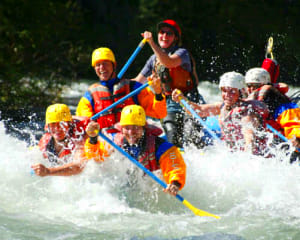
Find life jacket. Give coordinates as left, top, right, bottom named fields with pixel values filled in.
left=252, top=85, right=290, bottom=103
left=273, top=82, right=289, bottom=95
left=88, top=79, right=136, bottom=132
left=38, top=133, right=73, bottom=164
left=71, top=116, right=90, bottom=140
left=219, top=100, right=269, bottom=155
left=247, top=85, right=290, bottom=134
left=39, top=117, right=89, bottom=164
left=153, top=50, right=196, bottom=95
left=114, top=123, right=163, bottom=171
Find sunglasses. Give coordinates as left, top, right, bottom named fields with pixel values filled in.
left=246, top=83, right=262, bottom=89
left=159, top=30, right=174, bottom=36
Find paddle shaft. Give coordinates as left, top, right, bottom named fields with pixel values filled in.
left=98, top=132, right=220, bottom=218
left=180, top=99, right=222, bottom=143
left=90, top=82, right=149, bottom=121
left=117, top=38, right=147, bottom=79
left=91, top=38, right=148, bottom=121
left=98, top=133, right=168, bottom=187
left=267, top=124, right=300, bottom=152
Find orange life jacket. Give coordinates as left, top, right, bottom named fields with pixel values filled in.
left=88, top=79, right=136, bottom=132
left=114, top=124, right=163, bottom=171
left=154, top=57, right=196, bottom=95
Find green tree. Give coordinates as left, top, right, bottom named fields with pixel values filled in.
left=0, top=0, right=91, bottom=111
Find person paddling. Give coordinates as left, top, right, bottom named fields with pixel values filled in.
left=76, top=47, right=167, bottom=134
left=245, top=67, right=300, bottom=162
left=85, top=105, right=186, bottom=196
left=172, top=72, right=270, bottom=156
left=31, top=104, right=89, bottom=176
left=32, top=105, right=186, bottom=197
left=133, top=19, right=206, bottom=149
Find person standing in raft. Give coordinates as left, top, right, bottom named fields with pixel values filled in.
left=172, top=72, right=270, bottom=156
left=31, top=104, right=89, bottom=176
left=133, top=19, right=206, bottom=149
left=76, top=47, right=167, bottom=134
left=85, top=105, right=186, bottom=196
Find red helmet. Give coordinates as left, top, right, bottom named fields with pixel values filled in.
left=157, top=19, right=181, bottom=37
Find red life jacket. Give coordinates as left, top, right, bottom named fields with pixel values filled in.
left=88, top=79, right=135, bottom=132
left=114, top=124, right=163, bottom=171
left=252, top=85, right=290, bottom=102
left=39, top=117, right=89, bottom=162
left=38, top=133, right=73, bottom=160
left=71, top=116, right=90, bottom=139
left=273, top=82, right=289, bottom=95
left=247, top=85, right=289, bottom=134
left=219, top=100, right=269, bottom=155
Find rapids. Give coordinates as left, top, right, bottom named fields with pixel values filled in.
left=0, top=82, right=299, bottom=240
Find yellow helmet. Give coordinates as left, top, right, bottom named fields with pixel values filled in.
left=120, top=105, right=146, bottom=126
left=45, top=104, right=72, bottom=125
left=91, top=47, right=116, bottom=67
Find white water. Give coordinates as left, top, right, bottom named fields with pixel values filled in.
left=0, top=82, right=299, bottom=240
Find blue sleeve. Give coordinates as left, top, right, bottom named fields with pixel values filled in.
left=130, top=81, right=143, bottom=104
left=155, top=138, right=173, bottom=160
left=174, top=48, right=192, bottom=72
left=274, top=102, right=299, bottom=120
left=140, top=55, right=156, bottom=77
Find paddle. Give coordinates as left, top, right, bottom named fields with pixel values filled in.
left=90, top=81, right=151, bottom=121
left=267, top=124, right=300, bottom=152
left=98, top=131, right=220, bottom=219
left=117, top=38, right=148, bottom=79
left=91, top=38, right=149, bottom=121
left=177, top=92, right=222, bottom=143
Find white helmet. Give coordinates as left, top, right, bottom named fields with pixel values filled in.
left=219, top=71, right=245, bottom=90
left=245, top=67, right=271, bottom=85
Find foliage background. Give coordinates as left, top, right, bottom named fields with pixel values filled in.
left=1, top=0, right=299, bottom=112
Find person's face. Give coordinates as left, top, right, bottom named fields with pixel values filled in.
left=246, top=83, right=263, bottom=94
left=94, top=60, right=114, bottom=81
left=121, top=125, right=144, bottom=145
left=221, top=87, right=240, bottom=108
left=158, top=27, right=177, bottom=49
left=48, top=122, right=70, bottom=142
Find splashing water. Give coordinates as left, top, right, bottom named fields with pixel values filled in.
left=0, top=83, right=299, bottom=240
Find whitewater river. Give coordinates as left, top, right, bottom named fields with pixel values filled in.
left=0, top=82, right=299, bottom=240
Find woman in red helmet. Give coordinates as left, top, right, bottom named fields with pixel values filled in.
left=133, top=19, right=206, bottom=149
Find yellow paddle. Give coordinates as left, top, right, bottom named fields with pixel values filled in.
left=98, top=131, right=220, bottom=219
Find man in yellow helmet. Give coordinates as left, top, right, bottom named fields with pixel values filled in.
left=76, top=47, right=167, bottom=134
left=31, top=103, right=90, bottom=176
left=85, top=105, right=186, bottom=196
left=31, top=105, right=186, bottom=195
